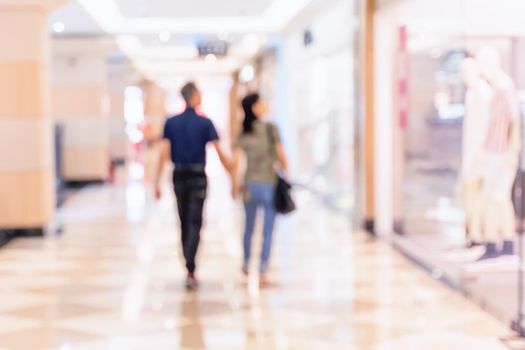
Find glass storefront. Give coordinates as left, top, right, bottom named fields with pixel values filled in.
left=380, top=0, right=525, bottom=326
left=281, top=0, right=355, bottom=213
left=292, top=50, right=354, bottom=212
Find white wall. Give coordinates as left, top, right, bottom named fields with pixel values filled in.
left=280, top=0, right=353, bottom=190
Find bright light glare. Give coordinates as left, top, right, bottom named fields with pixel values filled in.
left=164, top=318, right=176, bottom=330
left=159, top=30, right=171, bottom=42
left=124, top=86, right=145, bottom=124
left=239, top=64, right=255, bottom=83
left=205, top=54, right=217, bottom=63
left=129, top=162, right=145, bottom=180
left=53, top=22, right=66, bottom=33
left=126, top=183, right=146, bottom=223
left=125, top=126, right=144, bottom=144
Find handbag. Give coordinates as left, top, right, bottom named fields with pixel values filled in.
left=266, top=124, right=296, bottom=215
left=274, top=176, right=296, bottom=214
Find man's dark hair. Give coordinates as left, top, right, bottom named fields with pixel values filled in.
left=181, top=82, right=199, bottom=104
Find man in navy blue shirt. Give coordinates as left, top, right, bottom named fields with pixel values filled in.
left=155, top=82, right=231, bottom=290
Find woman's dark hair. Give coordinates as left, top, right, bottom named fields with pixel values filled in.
left=241, top=93, right=260, bottom=134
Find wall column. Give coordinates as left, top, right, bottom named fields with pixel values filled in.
left=364, top=0, right=376, bottom=233
left=141, top=80, right=167, bottom=182
left=141, top=80, right=167, bottom=142
left=52, top=38, right=113, bottom=182
left=0, top=1, right=63, bottom=231
left=353, top=0, right=377, bottom=233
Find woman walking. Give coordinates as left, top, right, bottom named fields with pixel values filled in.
left=232, top=93, right=289, bottom=287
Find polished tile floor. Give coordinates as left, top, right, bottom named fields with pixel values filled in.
left=0, top=170, right=510, bottom=349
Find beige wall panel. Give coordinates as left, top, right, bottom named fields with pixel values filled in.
left=0, top=170, right=54, bottom=228
left=62, top=147, right=109, bottom=180
left=110, top=138, right=128, bottom=160
left=110, top=93, right=124, bottom=116
left=0, top=62, right=48, bottom=117
left=59, top=117, right=109, bottom=148
left=52, top=55, right=107, bottom=86
left=0, top=118, right=53, bottom=171
left=52, top=85, right=106, bottom=118
left=109, top=117, right=127, bottom=159
left=0, top=10, right=47, bottom=61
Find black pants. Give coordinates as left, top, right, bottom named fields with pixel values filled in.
left=173, top=169, right=207, bottom=274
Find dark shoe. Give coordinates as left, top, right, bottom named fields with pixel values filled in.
left=502, top=240, right=516, bottom=256
left=242, top=265, right=249, bottom=276
left=476, top=243, right=500, bottom=261
left=185, top=273, right=199, bottom=290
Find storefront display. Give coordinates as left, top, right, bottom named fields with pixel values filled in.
left=292, top=51, right=354, bottom=211
left=373, top=0, right=525, bottom=329
left=281, top=0, right=354, bottom=212
left=373, top=0, right=525, bottom=326
left=461, top=57, right=491, bottom=248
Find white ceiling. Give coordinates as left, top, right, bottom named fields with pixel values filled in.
left=50, top=0, right=104, bottom=35
left=50, top=0, right=317, bottom=88
left=75, top=0, right=314, bottom=34
left=114, top=0, right=274, bottom=18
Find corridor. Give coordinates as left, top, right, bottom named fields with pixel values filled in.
left=0, top=171, right=508, bottom=350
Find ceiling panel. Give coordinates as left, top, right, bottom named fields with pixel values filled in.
left=50, top=0, right=104, bottom=35
left=114, top=0, right=274, bottom=18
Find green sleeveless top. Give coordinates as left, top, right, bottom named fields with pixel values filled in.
left=235, top=121, right=280, bottom=184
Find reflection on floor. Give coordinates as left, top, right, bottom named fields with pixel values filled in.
left=0, top=180, right=510, bottom=349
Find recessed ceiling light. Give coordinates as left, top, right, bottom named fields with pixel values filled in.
left=53, top=22, right=65, bottom=33
left=159, top=31, right=171, bottom=42
left=205, top=54, right=217, bottom=63
left=239, top=64, right=255, bottom=83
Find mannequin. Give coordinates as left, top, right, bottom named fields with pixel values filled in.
left=476, top=47, right=520, bottom=261
left=461, top=58, right=492, bottom=248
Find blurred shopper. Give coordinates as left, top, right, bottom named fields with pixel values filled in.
left=155, top=82, right=231, bottom=290
left=232, top=93, right=289, bottom=287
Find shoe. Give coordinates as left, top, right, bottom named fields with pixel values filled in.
left=259, top=275, right=276, bottom=289
left=185, top=273, right=199, bottom=290
left=242, top=265, right=249, bottom=276
left=502, top=240, right=516, bottom=256
left=476, top=243, right=500, bottom=261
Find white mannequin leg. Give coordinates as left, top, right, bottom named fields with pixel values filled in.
left=483, top=200, right=501, bottom=245
left=465, top=180, right=483, bottom=242
left=502, top=200, right=516, bottom=241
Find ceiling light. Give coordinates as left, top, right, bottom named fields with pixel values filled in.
left=159, top=31, right=171, bottom=42
left=239, top=64, right=255, bottom=83
left=53, top=22, right=66, bottom=33
left=205, top=54, right=217, bottom=63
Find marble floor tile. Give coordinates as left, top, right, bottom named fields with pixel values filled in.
left=0, top=328, right=99, bottom=350
left=0, top=177, right=511, bottom=349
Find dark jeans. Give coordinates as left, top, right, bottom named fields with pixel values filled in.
left=173, top=169, right=207, bottom=274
